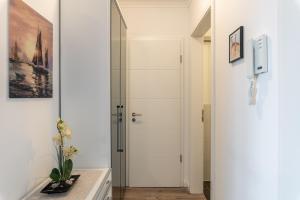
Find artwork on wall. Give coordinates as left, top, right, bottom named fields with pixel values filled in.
left=9, top=0, right=53, bottom=98
left=229, top=26, right=244, bottom=63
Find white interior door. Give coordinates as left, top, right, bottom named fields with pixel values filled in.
left=128, top=38, right=182, bottom=187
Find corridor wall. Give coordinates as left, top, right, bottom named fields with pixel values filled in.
left=0, top=0, right=59, bottom=199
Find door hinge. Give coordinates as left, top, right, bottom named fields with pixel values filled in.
left=180, top=55, right=183, bottom=64
left=180, top=154, right=183, bottom=163
left=202, top=109, right=205, bottom=123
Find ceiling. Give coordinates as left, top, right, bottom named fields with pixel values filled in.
left=118, top=0, right=191, bottom=7
left=118, top=0, right=188, bottom=2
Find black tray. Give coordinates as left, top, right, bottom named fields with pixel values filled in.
left=41, top=175, right=80, bottom=194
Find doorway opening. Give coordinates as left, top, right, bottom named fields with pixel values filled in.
left=202, top=30, right=212, bottom=200
left=111, top=1, right=215, bottom=200
left=190, top=6, right=213, bottom=200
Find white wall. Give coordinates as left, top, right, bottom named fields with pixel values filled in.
left=215, top=0, right=279, bottom=200
left=213, top=0, right=279, bottom=199
left=190, top=0, right=280, bottom=199
left=188, top=0, right=212, bottom=193
left=189, top=0, right=210, bottom=33
left=119, top=1, right=192, bottom=188
left=120, top=4, right=189, bottom=37
left=0, top=0, right=59, bottom=199
left=61, top=0, right=111, bottom=168
left=278, top=0, right=300, bottom=199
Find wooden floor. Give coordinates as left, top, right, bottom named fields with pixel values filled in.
left=124, top=188, right=206, bottom=200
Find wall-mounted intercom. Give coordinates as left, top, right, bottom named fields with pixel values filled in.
left=254, top=35, right=268, bottom=75
left=249, top=34, right=269, bottom=105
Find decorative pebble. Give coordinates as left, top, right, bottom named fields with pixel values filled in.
left=51, top=183, right=60, bottom=189
left=66, top=180, right=73, bottom=185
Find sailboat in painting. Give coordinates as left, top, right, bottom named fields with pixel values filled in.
left=31, top=28, right=49, bottom=75
left=45, top=48, right=49, bottom=69
left=32, top=29, right=43, bottom=66
left=9, top=41, right=21, bottom=63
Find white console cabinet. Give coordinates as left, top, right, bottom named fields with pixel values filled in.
left=22, top=169, right=112, bottom=200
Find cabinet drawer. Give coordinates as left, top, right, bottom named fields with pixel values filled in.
left=95, top=171, right=112, bottom=200
left=102, top=187, right=112, bottom=200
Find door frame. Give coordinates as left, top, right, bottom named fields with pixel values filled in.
left=211, top=1, right=216, bottom=199
left=125, top=36, right=185, bottom=187
left=189, top=3, right=216, bottom=198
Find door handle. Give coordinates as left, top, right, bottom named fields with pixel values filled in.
left=132, top=113, right=142, bottom=117
left=118, top=105, right=124, bottom=152
left=117, top=106, right=123, bottom=152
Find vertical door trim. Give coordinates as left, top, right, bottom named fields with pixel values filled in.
left=179, top=38, right=185, bottom=187
left=211, top=1, right=216, bottom=199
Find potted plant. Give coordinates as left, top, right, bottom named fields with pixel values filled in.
left=41, top=119, right=79, bottom=194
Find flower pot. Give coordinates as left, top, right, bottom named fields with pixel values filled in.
left=40, top=175, right=80, bottom=194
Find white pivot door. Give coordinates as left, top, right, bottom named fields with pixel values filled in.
left=128, top=38, right=183, bottom=187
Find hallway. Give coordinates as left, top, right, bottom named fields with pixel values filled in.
left=124, top=188, right=206, bottom=200
left=1, top=0, right=299, bottom=199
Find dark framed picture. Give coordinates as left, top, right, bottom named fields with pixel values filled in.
left=9, top=0, right=53, bottom=98
left=229, top=26, right=244, bottom=63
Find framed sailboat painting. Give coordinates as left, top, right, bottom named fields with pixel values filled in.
left=9, top=0, right=53, bottom=98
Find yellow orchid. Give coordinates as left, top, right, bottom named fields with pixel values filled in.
left=63, top=146, right=79, bottom=159
left=52, top=133, right=63, bottom=146
left=62, top=127, right=72, bottom=139
left=50, top=118, right=78, bottom=183
left=57, top=119, right=72, bottom=139
left=57, top=119, right=66, bottom=132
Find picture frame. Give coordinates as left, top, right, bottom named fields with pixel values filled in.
left=229, top=26, right=244, bottom=63
left=9, top=0, right=53, bottom=98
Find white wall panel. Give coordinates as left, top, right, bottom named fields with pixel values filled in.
left=213, top=0, right=279, bottom=199
left=0, top=0, right=59, bottom=199
left=279, top=0, right=300, bottom=199
left=61, top=0, right=111, bottom=168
